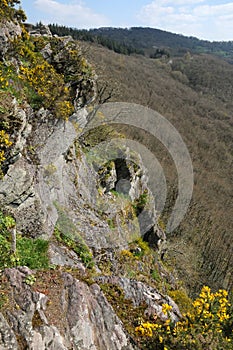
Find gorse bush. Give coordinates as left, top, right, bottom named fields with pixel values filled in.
left=0, top=10, right=93, bottom=122
left=0, top=0, right=26, bottom=22
left=135, top=286, right=233, bottom=349
left=18, top=61, right=73, bottom=117
left=0, top=129, right=12, bottom=178
left=11, top=31, right=75, bottom=119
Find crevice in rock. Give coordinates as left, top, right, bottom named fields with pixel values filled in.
left=143, top=226, right=159, bottom=248
left=114, top=158, right=131, bottom=196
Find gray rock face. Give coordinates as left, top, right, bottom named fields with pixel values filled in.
left=0, top=19, right=174, bottom=350
left=0, top=20, right=22, bottom=59
left=0, top=313, right=18, bottom=350
left=0, top=158, right=34, bottom=207
left=63, top=273, right=137, bottom=350
left=0, top=268, right=138, bottom=350
left=0, top=108, right=169, bottom=348
left=0, top=103, right=162, bottom=247
left=95, top=276, right=181, bottom=323
left=27, top=24, right=52, bottom=37
left=49, top=243, right=85, bottom=269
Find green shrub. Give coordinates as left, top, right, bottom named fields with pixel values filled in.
left=0, top=211, right=49, bottom=269
left=54, top=227, right=94, bottom=268
left=24, top=274, right=37, bottom=285
left=133, top=190, right=148, bottom=215
left=0, top=211, right=14, bottom=267
left=17, top=237, right=49, bottom=269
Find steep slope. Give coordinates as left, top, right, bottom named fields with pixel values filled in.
left=0, top=3, right=232, bottom=350
left=81, top=42, right=233, bottom=293
left=0, top=5, right=178, bottom=349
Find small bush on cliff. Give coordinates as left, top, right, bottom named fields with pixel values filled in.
left=54, top=227, right=94, bottom=268
left=17, top=237, right=49, bottom=269
left=53, top=203, right=94, bottom=268
left=0, top=211, right=49, bottom=269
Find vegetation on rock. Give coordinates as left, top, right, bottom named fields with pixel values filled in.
left=0, top=0, right=26, bottom=23
left=135, top=286, right=233, bottom=349
left=0, top=211, right=49, bottom=269
left=0, top=129, right=12, bottom=178
left=0, top=2, right=232, bottom=349
left=54, top=227, right=94, bottom=268
left=54, top=203, right=94, bottom=268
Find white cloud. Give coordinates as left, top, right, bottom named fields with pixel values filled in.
left=34, top=0, right=109, bottom=28
left=194, top=2, right=233, bottom=16
left=137, top=1, right=200, bottom=36
left=137, top=1, right=233, bottom=40
left=162, top=0, right=205, bottom=4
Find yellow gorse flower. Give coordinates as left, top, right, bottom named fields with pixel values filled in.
left=134, top=286, right=232, bottom=348
left=162, top=303, right=172, bottom=315
left=135, top=322, right=162, bottom=337
left=0, top=130, right=12, bottom=178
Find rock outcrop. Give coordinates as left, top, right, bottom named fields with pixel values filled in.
left=95, top=276, right=182, bottom=322
left=0, top=20, right=22, bottom=59
left=0, top=267, right=138, bottom=350
left=0, top=15, right=176, bottom=350
left=0, top=100, right=164, bottom=248
left=0, top=103, right=175, bottom=349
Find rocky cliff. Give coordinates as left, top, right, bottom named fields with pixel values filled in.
left=0, top=14, right=181, bottom=350
left=1, top=3, right=232, bottom=349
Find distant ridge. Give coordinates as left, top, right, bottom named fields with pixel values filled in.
left=48, top=24, right=233, bottom=60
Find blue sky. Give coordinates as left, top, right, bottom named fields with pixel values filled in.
left=20, top=0, right=233, bottom=41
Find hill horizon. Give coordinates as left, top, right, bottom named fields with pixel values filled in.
left=48, top=24, right=233, bottom=61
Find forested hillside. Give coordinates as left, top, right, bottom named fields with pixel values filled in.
left=49, top=24, right=233, bottom=61
left=81, top=41, right=233, bottom=294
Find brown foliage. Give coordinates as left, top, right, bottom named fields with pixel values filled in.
left=82, top=42, right=233, bottom=294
